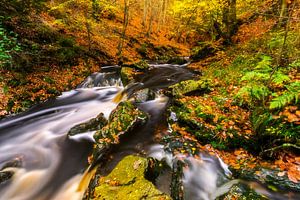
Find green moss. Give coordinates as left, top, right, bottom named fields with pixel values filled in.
left=169, top=79, right=211, bottom=97
left=94, top=101, right=147, bottom=145
left=218, top=184, right=267, bottom=200
left=92, top=155, right=171, bottom=200
left=232, top=167, right=300, bottom=192
left=169, top=101, right=252, bottom=151
left=167, top=57, right=187, bottom=65
left=120, top=67, right=135, bottom=86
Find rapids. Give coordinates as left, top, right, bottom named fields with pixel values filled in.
left=0, top=64, right=298, bottom=200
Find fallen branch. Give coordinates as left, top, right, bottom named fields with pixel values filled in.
left=261, top=143, right=300, bottom=156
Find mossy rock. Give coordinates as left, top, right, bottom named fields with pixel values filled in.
left=168, top=79, right=211, bottom=97
left=232, top=167, right=300, bottom=192
left=132, top=88, right=156, bottom=103
left=168, top=102, right=251, bottom=151
left=132, top=60, right=149, bottom=70
left=91, top=155, right=171, bottom=200
left=123, top=60, right=149, bottom=70
left=94, top=101, right=148, bottom=145
left=191, top=44, right=217, bottom=61
left=120, top=67, right=136, bottom=86
left=218, top=184, right=267, bottom=200
left=68, top=113, right=107, bottom=136
left=167, top=57, right=188, bottom=65
left=0, top=171, right=13, bottom=185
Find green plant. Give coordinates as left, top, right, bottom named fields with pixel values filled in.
left=236, top=55, right=290, bottom=107
left=269, top=81, right=300, bottom=109
left=0, top=21, right=21, bottom=68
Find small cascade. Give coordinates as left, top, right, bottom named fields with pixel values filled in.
left=77, top=67, right=122, bottom=88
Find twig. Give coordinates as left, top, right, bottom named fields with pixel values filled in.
left=261, top=143, right=300, bottom=156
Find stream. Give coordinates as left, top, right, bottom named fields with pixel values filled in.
left=0, top=63, right=299, bottom=200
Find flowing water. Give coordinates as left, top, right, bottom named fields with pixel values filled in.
left=0, top=64, right=298, bottom=200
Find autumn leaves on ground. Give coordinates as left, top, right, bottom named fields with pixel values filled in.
left=1, top=0, right=300, bottom=193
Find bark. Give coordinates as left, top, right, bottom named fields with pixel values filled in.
left=146, top=0, right=155, bottom=37
left=117, top=0, right=130, bottom=57
left=279, top=0, right=288, bottom=26
left=85, top=10, right=92, bottom=51
left=142, top=0, right=149, bottom=27
left=222, top=0, right=237, bottom=43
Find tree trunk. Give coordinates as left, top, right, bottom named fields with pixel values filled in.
left=157, top=0, right=163, bottom=32
left=117, top=0, right=130, bottom=58
left=142, top=0, right=148, bottom=27
left=222, top=0, right=237, bottom=43
left=279, top=0, right=288, bottom=27
left=146, top=0, right=154, bottom=37
left=85, top=10, right=92, bottom=51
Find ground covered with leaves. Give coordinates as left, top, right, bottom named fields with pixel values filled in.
left=171, top=15, right=300, bottom=184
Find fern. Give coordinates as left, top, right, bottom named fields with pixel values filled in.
left=289, top=60, right=300, bottom=69
left=241, top=71, right=269, bottom=82
left=250, top=85, right=270, bottom=100
left=272, top=71, right=290, bottom=85
left=236, top=84, right=270, bottom=105
left=255, top=55, right=272, bottom=73
left=270, top=81, right=300, bottom=109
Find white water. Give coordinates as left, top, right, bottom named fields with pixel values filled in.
left=0, top=86, right=121, bottom=200
left=149, top=144, right=236, bottom=200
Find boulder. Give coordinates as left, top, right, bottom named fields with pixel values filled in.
left=68, top=113, right=107, bottom=136
left=132, top=88, right=156, bottom=103
left=94, top=101, right=148, bottom=145
left=90, top=155, right=171, bottom=200
left=168, top=79, right=211, bottom=97
left=167, top=57, right=188, bottom=65
left=120, top=67, right=136, bottom=86
left=232, top=167, right=300, bottom=192
left=218, top=184, right=267, bottom=200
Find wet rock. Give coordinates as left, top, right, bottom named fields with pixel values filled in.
left=191, top=44, right=218, bottom=61
left=90, top=155, right=171, bottom=200
left=168, top=79, right=211, bottom=97
left=132, top=88, right=156, bottom=103
left=0, top=158, right=22, bottom=185
left=132, top=60, right=149, bottom=70
left=167, top=57, right=188, bottom=65
left=120, top=67, right=136, bottom=86
left=0, top=171, right=13, bottom=185
left=122, top=60, right=149, bottom=70
left=168, top=99, right=252, bottom=151
left=232, top=167, right=300, bottom=192
left=94, top=101, right=148, bottom=145
left=218, top=184, right=267, bottom=200
left=68, top=113, right=107, bottom=136
left=170, top=160, right=185, bottom=200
